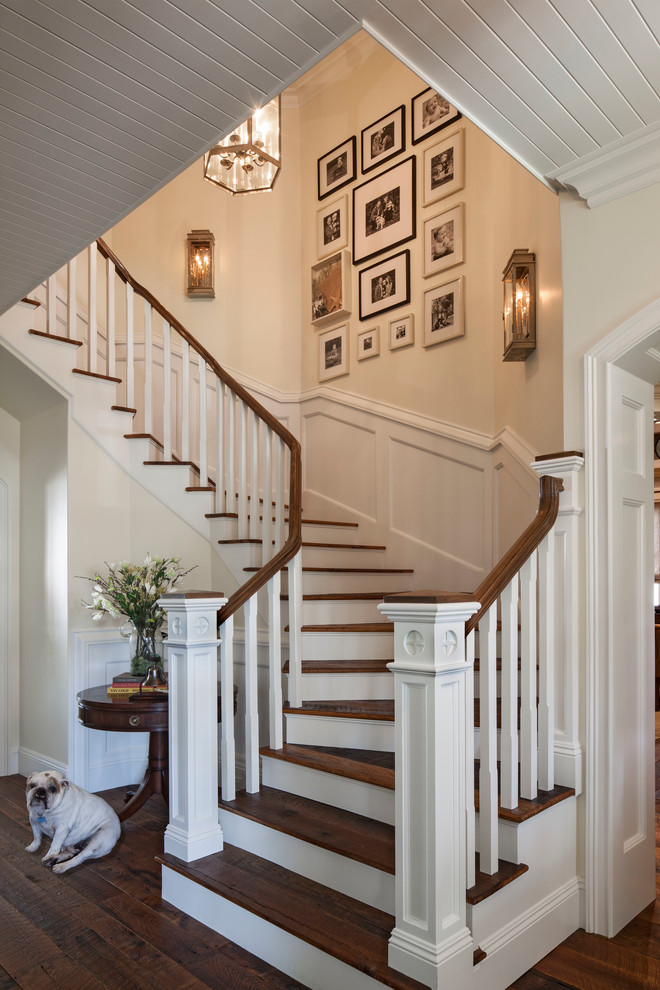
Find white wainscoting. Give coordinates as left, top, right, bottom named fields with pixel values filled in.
left=70, top=629, right=149, bottom=793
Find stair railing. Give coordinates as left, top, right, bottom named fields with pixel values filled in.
left=34, top=240, right=303, bottom=801
left=466, top=473, right=564, bottom=882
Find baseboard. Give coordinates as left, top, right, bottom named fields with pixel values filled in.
left=18, top=747, right=67, bottom=778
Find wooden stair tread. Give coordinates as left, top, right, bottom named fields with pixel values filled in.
left=244, top=565, right=413, bottom=574
left=283, top=699, right=394, bottom=720
left=282, top=659, right=391, bottom=674
left=111, top=404, right=137, bottom=414
left=260, top=743, right=395, bottom=789
left=282, top=592, right=390, bottom=601
left=158, top=844, right=429, bottom=990
left=220, top=785, right=395, bottom=874
left=474, top=776, right=575, bottom=824
left=72, top=367, right=121, bottom=384
left=302, top=541, right=387, bottom=551
left=123, top=432, right=164, bottom=449
left=287, top=622, right=393, bottom=633
left=302, top=518, right=359, bottom=527
left=28, top=328, right=82, bottom=346
left=466, top=854, right=529, bottom=905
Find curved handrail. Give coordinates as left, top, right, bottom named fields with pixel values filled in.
left=96, top=238, right=302, bottom=625
left=465, top=474, right=564, bottom=636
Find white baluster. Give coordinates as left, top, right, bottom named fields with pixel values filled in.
left=244, top=594, right=260, bottom=792
left=88, top=245, right=97, bottom=373
left=268, top=572, right=283, bottom=749
left=500, top=574, right=519, bottom=809
left=465, top=628, right=476, bottom=890
left=250, top=409, right=259, bottom=542
left=47, top=275, right=56, bottom=336
left=162, top=319, right=172, bottom=462
left=261, top=426, right=273, bottom=558
left=143, top=301, right=152, bottom=436
left=125, top=282, right=134, bottom=408
left=215, top=379, right=225, bottom=513
left=181, top=338, right=190, bottom=463
left=227, top=392, right=236, bottom=516
left=67, top=257, right=77, bottom=341
left=238, top=400, right=248, bottom=539
left=520, top=553, right=538, bottom=800
left=198, top=353, right=207, bottom=487
left=274, top=437, right=284, bottom=552
left=287, top=550, right=303, bottom=708
left=478, top=602, right=499, bottom=874
left=106, top=257, right=115, bottom=378
left=219, top=614, right=236, bottom=802
left=537, top=533, right=555, bottom=791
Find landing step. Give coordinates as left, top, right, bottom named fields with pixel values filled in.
left=220, top=785, right=395, bottom=874
left=260, top=743, right=395, bottom=789
left=282, top=659, right=391, bottom=674
left=159, top=844, right=430, bottom=990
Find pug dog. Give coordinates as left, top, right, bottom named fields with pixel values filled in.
left=25, top=770, right=121, bottom=874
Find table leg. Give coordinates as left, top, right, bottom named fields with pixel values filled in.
left=119, top=730, right=169, bottom=822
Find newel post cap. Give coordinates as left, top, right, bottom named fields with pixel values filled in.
left=158, top=590, right=227, bottom=646
left=378, top=591, right=480, bottom=672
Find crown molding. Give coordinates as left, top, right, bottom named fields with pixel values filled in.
left=548, top=119, right=660, bottom=209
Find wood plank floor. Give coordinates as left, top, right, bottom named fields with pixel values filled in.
left=0, top=738, right=657, bottom=989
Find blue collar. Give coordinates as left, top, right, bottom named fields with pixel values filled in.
left=35, top=815, right=46, bottom=823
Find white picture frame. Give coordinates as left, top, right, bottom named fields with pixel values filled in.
left=357, top=325, right=380, bottom=360
left=423, top=203, right=464, bottom=278
left=423, top=128, right=464, bottom=206
left=317, top=195, right=349, bottom=258
left=389, top=314, right=414, bottom=350
left=424, top=276, right=464, bottom=348
left=318, top=323, right=349, bottom=381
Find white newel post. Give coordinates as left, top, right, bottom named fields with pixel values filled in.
left=378, top=591, right=480, bottom=989
left=531, top=455, right=584, bottom=794
left=158, top=591, right=227, bottom=862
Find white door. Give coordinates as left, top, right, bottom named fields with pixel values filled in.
left=606, top=363, right=656, bottom=934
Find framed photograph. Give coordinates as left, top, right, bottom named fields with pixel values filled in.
left=423, top=128, right=464, bottom=205
left=317, top=195, right=348, bottom=258
left=357, top=325, right=380, bottom=360
left=318, top=323, right=349, bottom=382
left=424, top=276, right=464, bottom=348
left=411, top=88, right=461, bottom=145
left=352, top=156, right=416, bottom=265
left=389, top=314, right=414, bottom=350
left=311, top=250, right=351, bottom=326
left=423, top=203, right=464, bottom=278
left=361, top=105, right=405, bottom=174
left=359, top=249, right=410, bottom=321
left=318, top=136, right=357, bottom=200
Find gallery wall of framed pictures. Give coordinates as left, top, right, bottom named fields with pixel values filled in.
left=311, top=81, right=468, bottom=382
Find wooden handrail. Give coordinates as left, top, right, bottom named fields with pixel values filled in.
left=465, top=474, right=563, bottom=636
left=96, top=237, right=302, bottom=624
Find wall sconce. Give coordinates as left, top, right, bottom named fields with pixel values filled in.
left=502, top=248, right=536, bottom=361
left=186, top=230, right=215, bottom=297
left=203, top=96, right=281, bottom=195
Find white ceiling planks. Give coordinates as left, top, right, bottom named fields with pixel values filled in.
left=1, top=0, right=660, bottom=315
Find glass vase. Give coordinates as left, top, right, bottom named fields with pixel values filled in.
left=120, top=619, right=163, bottom=676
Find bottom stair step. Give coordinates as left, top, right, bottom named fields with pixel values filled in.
left=160, top=843, right=430, bottom=990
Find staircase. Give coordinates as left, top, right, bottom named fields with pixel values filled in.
left=0, top=242, right=583, bottom=990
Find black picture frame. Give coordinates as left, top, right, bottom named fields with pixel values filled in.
left=411, top=87, right=462, bottom=145
left=361, top=104, right=406, bottom=174
left=317, top=136, right=357, bottom=200
left=352, top=156, right=416, bottom=266
left=358, top=250, right=411, bottom=321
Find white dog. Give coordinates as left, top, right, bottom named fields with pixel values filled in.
left=25, top=770, right=121, bottom=874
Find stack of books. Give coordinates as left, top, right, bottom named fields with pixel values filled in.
left=107, top=673, right=167, bottom=696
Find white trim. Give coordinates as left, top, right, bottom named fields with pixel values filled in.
left=549, top=119, right=660, bottom=209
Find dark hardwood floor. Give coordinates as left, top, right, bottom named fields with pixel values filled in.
left=0, top=741, right=657, bottom=989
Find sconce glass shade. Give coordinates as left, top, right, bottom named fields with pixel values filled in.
left=502, top=248, right=536, bottom=361
left=203, top=96, right=281, bottom=195
left=186, top=230, right=215, bottom=297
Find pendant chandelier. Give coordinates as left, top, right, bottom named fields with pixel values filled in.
left=203, top=96, right=281, bottom=195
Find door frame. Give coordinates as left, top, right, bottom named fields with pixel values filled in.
left=584, top=297, right=660, bottom=935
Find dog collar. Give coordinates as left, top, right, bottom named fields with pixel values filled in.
left=35, top=815, right=46, bottom=823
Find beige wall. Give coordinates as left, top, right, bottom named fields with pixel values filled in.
left=0, top=406, right=20, bottom=772
left=560, top=184, right=660, bottom=449
left=106, top=37, right=563, bottom=455
left=298, top=42, right=563, bottom=450
left=108, top=106, right=304, bottom=395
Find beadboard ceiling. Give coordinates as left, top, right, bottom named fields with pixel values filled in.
left=2, top=0, right=660, bottom=316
